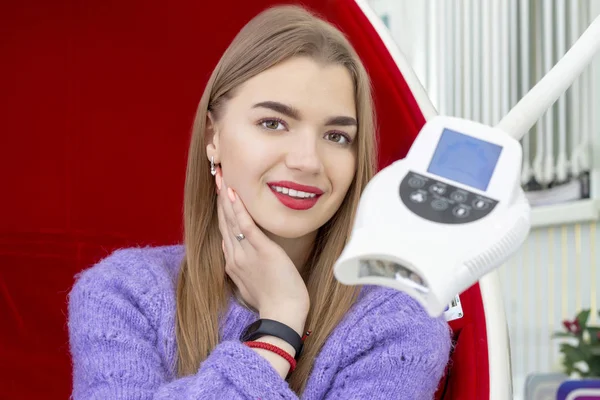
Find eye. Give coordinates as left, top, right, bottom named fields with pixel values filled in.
left=325, top=131, right=352, bottom=145
left=259, top=118, right=286, bottom=131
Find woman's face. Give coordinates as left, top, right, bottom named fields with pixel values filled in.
left=207, top=56, right=358, bottom=239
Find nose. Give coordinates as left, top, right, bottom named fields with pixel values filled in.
left=284, top=132, right=324, bottom=174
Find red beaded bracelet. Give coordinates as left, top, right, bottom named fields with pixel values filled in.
left=244, top=341, right=297, bottom=372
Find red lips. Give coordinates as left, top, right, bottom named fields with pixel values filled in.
left=267, top=181, right=324, bottom=195
left=267, top=181, right=324, bottom=211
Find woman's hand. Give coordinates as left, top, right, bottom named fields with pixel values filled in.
left=215, top=170, right=310, bottom=335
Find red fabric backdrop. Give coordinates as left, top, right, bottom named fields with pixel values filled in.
left=0, top=1, right=426, bottom=398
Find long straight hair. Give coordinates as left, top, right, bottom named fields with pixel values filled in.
left=176, top=5, right=378, bottom=394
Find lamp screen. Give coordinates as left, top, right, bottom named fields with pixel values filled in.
left=427, top=128, right=503, bottom=191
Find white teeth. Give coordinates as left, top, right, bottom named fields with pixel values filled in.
left=272, top=186, right=317, bottom=198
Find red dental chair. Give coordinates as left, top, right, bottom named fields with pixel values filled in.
left=0, top=0, right=510, bottom=399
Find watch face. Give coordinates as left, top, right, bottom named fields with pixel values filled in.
left=241, top=320, right=262, bottom=341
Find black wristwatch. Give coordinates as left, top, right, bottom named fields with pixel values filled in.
left=240, top=319, right=304, bottom=360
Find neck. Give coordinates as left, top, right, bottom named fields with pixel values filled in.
left=264, top=230, right=317, bottom=274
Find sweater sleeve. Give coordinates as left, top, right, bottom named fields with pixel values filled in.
left=67, top=254, right=298, bottom=400
left=314, top=290, right=452, bottom=400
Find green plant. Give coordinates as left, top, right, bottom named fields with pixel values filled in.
left=552, top=309, right=600, bottom=378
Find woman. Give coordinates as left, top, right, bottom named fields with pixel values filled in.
left=68, top=4, right=451, bottom=399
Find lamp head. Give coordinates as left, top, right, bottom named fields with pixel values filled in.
left=334, top=116, right=531, bottom=317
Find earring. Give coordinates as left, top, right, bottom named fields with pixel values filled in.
left=210, top=156, right=216, bottom=176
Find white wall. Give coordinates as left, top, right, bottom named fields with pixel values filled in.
left=367, top=0, right=430, bottom=101
left=592, top=1, right=600, bottom=200
left=499, top=222, right=600, bottom=398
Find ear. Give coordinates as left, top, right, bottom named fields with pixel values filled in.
left=205, top=111, right=220, bottom=164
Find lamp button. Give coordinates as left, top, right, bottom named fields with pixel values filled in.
left=472, top=198, right=490, bottom=210
left=408, top=176, right=426, bottom=189
left=431, top=198, right=449, bottom=211
left=409, top=190, right=427, bottom=203
left=429, top=182, right=447, bottom=195
left=450, top=190, right=468, bottom=203
left=452, top=205, right=470, bottom=218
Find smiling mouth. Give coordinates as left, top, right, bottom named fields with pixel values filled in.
left=269, top=185, right=318, bottom=199
left=267, top=182, right=323, bottom=211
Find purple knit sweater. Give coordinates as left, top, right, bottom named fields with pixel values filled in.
left=68, top=245, right=452, bottom=399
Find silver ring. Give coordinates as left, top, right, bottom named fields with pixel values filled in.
left=235, top=233, right=245, bottom=242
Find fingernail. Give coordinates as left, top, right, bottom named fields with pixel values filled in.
left=227, top=187, right=235, bottom=202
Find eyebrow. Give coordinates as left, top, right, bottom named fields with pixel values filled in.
left=252, top=101, right=357, bottom=127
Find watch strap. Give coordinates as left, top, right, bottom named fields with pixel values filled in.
left=241, top=319, right=304, bottom=360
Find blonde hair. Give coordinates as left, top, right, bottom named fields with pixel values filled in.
left=176, top=4, right=377, bottom=394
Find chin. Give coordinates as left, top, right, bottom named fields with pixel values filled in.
left=249, top=200, right=338, bottom=240
left=259, top=221, right=318, bottom=240
left=253, top=210, right=327, bottom=239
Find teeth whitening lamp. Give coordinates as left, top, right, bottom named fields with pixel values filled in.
left=334, top=14, right=600, bottom=318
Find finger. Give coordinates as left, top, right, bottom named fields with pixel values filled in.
left=230, top=189, right=265, bottom=248
left=218, top=176, right=235, bottom=226
left=225, top=188, right=257, bottom=252
left=217, top=198, right=235, bottom=258
left=218, top=190, right=248, bottom=270
left=219, top=177, right=244, bottom=245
